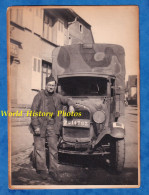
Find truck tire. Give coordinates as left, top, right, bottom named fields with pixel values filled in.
left=110, top=138, right=125, bottom=173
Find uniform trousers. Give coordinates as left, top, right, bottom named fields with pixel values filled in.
left=33, top=125, right=58, bottom=172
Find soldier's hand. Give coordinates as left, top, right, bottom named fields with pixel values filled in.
left=34, top=127, right=40, bottom=135
left=69, top=105, right=75, bottom=113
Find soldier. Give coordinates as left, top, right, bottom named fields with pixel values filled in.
left=30, top=75, right=74, bottom=180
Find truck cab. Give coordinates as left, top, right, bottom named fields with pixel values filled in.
left=52, top=43, right=126, bottom=172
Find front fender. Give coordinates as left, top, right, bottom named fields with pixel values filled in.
left=92, top=128, right=111, bottom=148
left=110, top=122, right=125, bottom=138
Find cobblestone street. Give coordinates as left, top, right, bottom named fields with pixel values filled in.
left=11, top=105, right=139, bottom=186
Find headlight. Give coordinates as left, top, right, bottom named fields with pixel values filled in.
left=93, top=110, right=105, bottom=123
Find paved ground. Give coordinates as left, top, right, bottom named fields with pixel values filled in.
left=11, top=126, right=33, bottom=155
left=11, top=105, right=139, bottom=186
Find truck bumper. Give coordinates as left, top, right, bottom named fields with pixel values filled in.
left=58, top=149, right=110, bottom=155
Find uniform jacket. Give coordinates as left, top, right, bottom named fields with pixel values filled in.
left=30, top=90, right=74, bottom=137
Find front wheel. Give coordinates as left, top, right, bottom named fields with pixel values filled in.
left=110, top=138, right=125, bottom=173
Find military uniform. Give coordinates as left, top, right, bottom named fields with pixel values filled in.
left=30, top=84, right=73, bottom=174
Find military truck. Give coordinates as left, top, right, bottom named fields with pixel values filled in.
left=52, top=43, right=126, bottom=172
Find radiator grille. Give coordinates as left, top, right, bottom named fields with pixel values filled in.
left=63, top=127, right=90, bottom=138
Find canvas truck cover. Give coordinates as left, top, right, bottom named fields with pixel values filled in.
left=52, top=44, right=125, bottom=94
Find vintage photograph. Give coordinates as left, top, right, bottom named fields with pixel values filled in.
left=7, top=6, right=139, bottom=188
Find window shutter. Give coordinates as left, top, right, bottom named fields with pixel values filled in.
left=23, top=8, right=33, bottom=30
left=43, top=23, right=48, bottom=39
left=33, top=8, right=43, bottom=36
left=31, top=57, right=41, bottom=90
left=10, top=8, right=17, bottom=23
left=10, top=8, right=23, bottom=26
left=17, top=9, right=23, bottom=26
left=57, top=20, right=64, bottom=46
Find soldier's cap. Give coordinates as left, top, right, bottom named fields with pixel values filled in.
left=46, top=75, right=56, bottom=84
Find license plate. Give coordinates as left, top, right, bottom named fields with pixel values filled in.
left=63, top=119, right=90, bottom=128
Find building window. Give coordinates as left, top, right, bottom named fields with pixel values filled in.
left=41, top=60, right=52, bottom=89
left=79, top=24, right=83, bottom=33
left=43, top=14, right=53, bottom=42
left=31, top=58, right=52, bottom=90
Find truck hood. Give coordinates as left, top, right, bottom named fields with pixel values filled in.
left=72, top=97, right=108, bottom=115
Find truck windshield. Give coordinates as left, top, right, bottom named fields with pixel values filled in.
left=58, top=77, right=107, bottom=96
